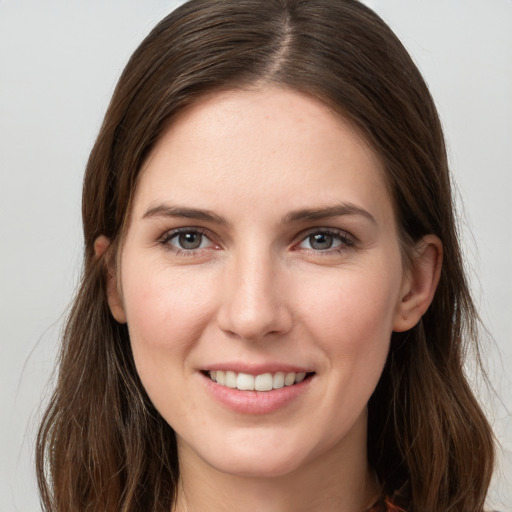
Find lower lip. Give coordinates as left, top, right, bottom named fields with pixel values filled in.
left=200, top=373, right=313, bottom=415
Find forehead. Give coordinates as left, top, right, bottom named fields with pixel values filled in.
left=133, top=87, right=393, bottom=226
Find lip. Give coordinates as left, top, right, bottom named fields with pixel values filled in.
left=203, top=362, right=312, bottom=375
left=198, top=367, right=314, bottom=415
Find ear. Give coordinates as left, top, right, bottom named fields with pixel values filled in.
left=94, top=235, right=127, bottom=324
left=393, top=234, right=443, bottom=332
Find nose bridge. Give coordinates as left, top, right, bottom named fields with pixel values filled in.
left=217, top=243, right=292, bottom=340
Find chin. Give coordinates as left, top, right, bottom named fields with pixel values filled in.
left=209, top=450, right=306, bottom=479
left=186, top=429, right=321, bottom=479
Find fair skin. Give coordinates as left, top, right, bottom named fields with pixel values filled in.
left=95, top=87, right=441, bottom=512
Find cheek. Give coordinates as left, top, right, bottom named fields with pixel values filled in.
left=120, top=261, right=219, bottom=421
left=121, top=260, right=216, bottom=365
left=298, top=263, right=402, bottom=362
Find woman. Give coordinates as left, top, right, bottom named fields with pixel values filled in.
left=36, top=0, right=495, bottom=510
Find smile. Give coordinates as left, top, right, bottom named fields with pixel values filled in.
left=208, top=370, right=309, bottom=391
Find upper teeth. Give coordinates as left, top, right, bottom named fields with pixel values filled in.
left=209, top=370, right=307, bottom=391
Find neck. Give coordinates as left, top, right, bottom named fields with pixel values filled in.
left=172, top=416, right=379, bottom=512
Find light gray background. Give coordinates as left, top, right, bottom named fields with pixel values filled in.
left=1, top=1, right=511, bottom=510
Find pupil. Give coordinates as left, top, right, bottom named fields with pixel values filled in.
left=179, top=232, right=202, bottom=249
left=310, top=233, right=333, bottom=250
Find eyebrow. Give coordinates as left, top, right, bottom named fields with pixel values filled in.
left=281, top=203, right=377, bottom=225
left=142, top=204, right=228, bottom=225
left=142, top=202, right=376, bottom=226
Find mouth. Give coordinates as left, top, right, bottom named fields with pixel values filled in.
left=203, top=370, right=315, bottom=392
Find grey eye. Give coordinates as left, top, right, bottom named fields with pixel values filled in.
left=298, top=231, right=351, bottom=251
left=308, top=233, right=334, bottom=250
left=168, top=231, right=212, bottom=250
left=178, top=232, right=203, bottom=249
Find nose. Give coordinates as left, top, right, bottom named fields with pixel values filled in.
left=216, top=249, right=293, bottom=341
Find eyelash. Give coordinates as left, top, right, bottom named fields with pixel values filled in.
left=158, top=227, right=356, bottom=256
left=295, top=228, right=355, bottom=254
left=159, top=227, right=217, bottom=256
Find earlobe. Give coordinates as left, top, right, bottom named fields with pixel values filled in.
left=393, top=235, right=443, bottom=332
left=94, top=235, right=127, bottom=324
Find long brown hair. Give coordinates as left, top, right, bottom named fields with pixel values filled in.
left=36, top=1, right=495, bottom=510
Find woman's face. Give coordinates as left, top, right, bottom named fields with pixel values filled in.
left=109, top=87, right=412, bottom=478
